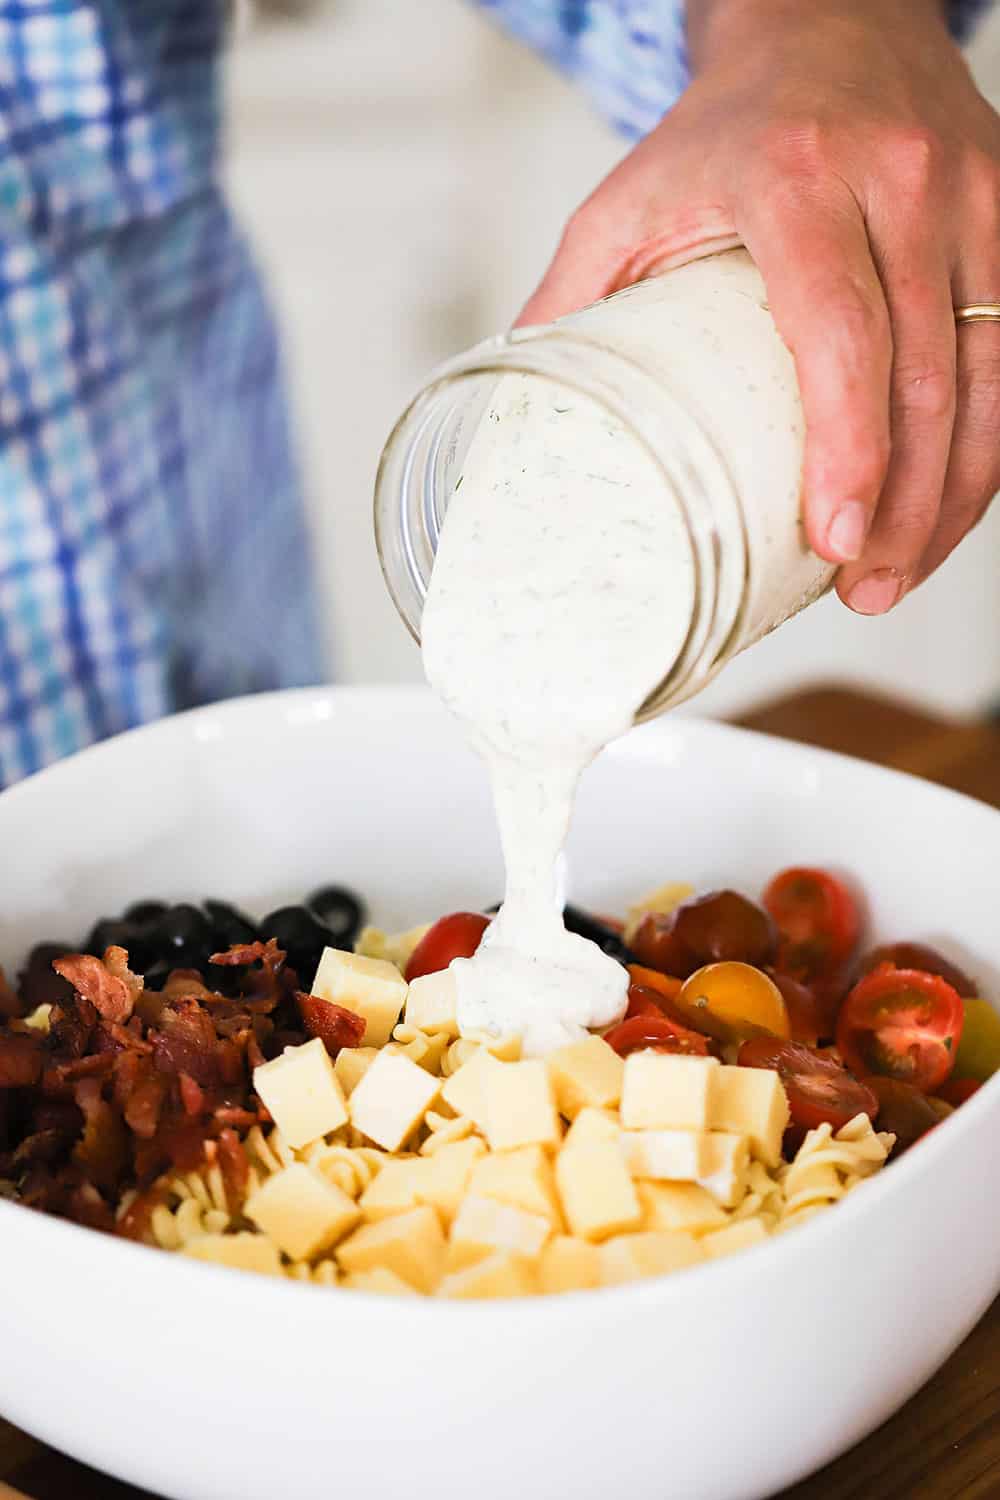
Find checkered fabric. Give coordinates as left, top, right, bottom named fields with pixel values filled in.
left=0, top=1, right=994, bottom=787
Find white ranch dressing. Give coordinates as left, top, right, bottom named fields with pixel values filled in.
left=421, top=375, right=696, bottom=1055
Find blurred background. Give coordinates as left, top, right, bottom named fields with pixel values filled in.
left=223, top=0, right=1000, bottom=720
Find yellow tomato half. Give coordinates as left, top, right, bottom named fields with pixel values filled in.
left=677, top=961, right=791, bottom=1043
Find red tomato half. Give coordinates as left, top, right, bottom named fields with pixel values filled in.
left=404, top=912, right=490, bottom=981
left=604, top=1010, right=713, bottom=1059
left=858, top=943, right=975, bottom=999
left=863, top=1076, right=939, bottom=1153
left=631, top=891, right=777, bottom=979
left=764, top=868, right=860, bottom=980
left=836, top=968, right=964, bottom=1093
left=738, top=1037, right=879, bottom=1132
left=935, top=1076, right=982, bottom=1108
left=767, top=970, right=827, bottom=1047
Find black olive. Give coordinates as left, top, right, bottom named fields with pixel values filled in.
left=306, top=885, right=365, bottom=945
left=142, top=959, right=173, bottom=992
left=562, top=904, right=636, bottom=965
left=85, top=918, right=137, bottom=956
left=203, top=899, right=258, bottom=949
left=123, top=900, right=168, bottom=926
left=258, top=906, right=334, bottom=985
left=18, top=943, right=75, bottom=1011
left=153, top=904, right=212, bottom=953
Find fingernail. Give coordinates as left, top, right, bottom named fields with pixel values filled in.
left=846, top=568, right=902, bottom=616
left=826, top=501, right=869, bottom=561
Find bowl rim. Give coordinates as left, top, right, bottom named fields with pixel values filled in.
left=1, top=684, right=997, bottom=1319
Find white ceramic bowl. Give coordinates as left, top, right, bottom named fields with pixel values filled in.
left=1, top=686, right=998, bottom=1500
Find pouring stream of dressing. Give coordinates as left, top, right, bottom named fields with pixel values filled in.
left=421, top=373, right=697, bottom=1055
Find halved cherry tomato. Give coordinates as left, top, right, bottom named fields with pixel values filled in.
left=836, top=967, right=964, bottom=1093
left=675, top=961, right=790, bottom=1044
left=631, top=890, right=777, bottom=980
left=404, top=912, right=489, bottom=981
left=604, top=1011, right=713, bottom=1059
left=858, top=943, right=974, bottom=999
left=763, top=868, right=860, bottom=983
left=738, top=1038, right=879, bottom=1132
left=627, top=965, right=683, bottom=1007
left=936, top=1077, right=982, bottom=1108
left=863, top=1076, right=939, bottom=1153
left=624, top=984, right=667, bottom=1020
left=767, top=970, right=826, bottom=1047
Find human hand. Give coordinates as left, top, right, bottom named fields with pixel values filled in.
left=517, top=0, right=1000, bottom=613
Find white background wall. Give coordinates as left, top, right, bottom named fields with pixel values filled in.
left=224, top=0, right=1000, bottom=718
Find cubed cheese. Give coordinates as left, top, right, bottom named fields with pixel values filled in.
left=620, top=1128, right=709, bottom=1182
left=710, top=1066, right=790, bottom=1167
left=244, top=1162, right=360, bottom=1261
left=537, top=1235, right=601, bottom=1294
left=637, top=1181, right=728, bottom=1235
left=404, top=969, right=460, bottom=1037
left=701, top=1217, right=770, bottom=1260
left=563, top=1106, right=621, bottom=1149
left=336, top=1204, right=446, bottom=1293
left=547, top=1035, right=624, bottom=1119
left=620, top=1052, right=718, bottom=1131
left=342, top=1267, right=418, bottom=1296
left=698, top=1133, right=751, bottom=1208
left=252, top=1038, right=349, bottom=1149
left=182, top=1232, right=283, bottom=1277
left=555, top=1142, right=642, bottom=1242
left=448, top=1193, right=551, bottom=1270
left=359, top=1158, right=428, bottom=1221
left=440, top=1048, right=502, bottom=1130
left=438, top=1251, right=536, bottom=1300
left=418, top=1137, right=487, bottom=1224
left=599, top=1230, right=703, bottom=1285
left=467, top=1144, right=563, bottom=1227
left=349, top=1049, right=440, bottom=1152
left=483, top=1059, right=561, bottom=1152
left=311, top=948, right=407, bottom=1049
left=333, top=1045, right=379, bottom=1098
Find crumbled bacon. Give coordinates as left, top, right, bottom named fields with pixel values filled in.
left=52, top=949, right=140, bottom=1025
left=150, top=999, right=220, bottom=1086
left=72, top=1077, right=126, bottom=1193
left=296, top=991, right=366, bottom=1056
left=215, top=1129, right=249, bottom=1210
left=0, top=1032, right=44, bottom=1088
left=48, top=993, right=97, bottom=1059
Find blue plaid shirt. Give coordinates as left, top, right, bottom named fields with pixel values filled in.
left=0, top=0, right=993, bottom=785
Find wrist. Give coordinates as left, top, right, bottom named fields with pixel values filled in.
left=686, top=0, right=950, bottom=73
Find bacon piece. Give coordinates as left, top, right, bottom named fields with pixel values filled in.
left=52, top=950, right=139, bottom=1025
left=48, top=994, right=98, bottom=1059
left=0, top=1031, right=44, bottom=1088
left=296, top=991, right=366, bottom=1057
left=72, top=1078, right=126, bottom=1193
left=149, top=999, right=220, bottom=1086
left=159, top=969, right=218, bottom=1004
left=116, top=1183, right=168, bottom=1243
left=215, top=1129, right=249, bottom=1210
left=123, top=1073, right=167, bottom=1141
left=178, top=1072, right=206, bottom=1117
left=66, top=1180, right=116, bottom=1234
left=209, top=938, right=283, bottom=969
left=42, top=1054, right=115, bottom=1095
left=213, top=1105, right=261, bottom=1131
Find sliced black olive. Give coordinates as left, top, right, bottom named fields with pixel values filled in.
left=123, top=900, right=168, bottom=926
left=153, top=904, right=213, bottom=953
left=258, top=906, right=334, bottom=986
left=203, top=899, right=258, bottom=949
left=562, top=904, right=636, bottom=965
left=306, top=885, right=365, bottom=945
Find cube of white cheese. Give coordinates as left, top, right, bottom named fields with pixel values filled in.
left=440, top=1048, right=502, bottom=1130
left=467, top=1144, right=563, bottom=1227
left=311, top=947, right=407, bottom=1048
left=709, top=1066, right=790, bottom=1168
left=701, top=1216, right=770, bottom=1260
left=404, top=969, right=460, bottom=1037
left=438, top=1251, right=536, bottom=1300
left=555, top=1142, right=642, bottom=1242
left=621, top=1129, right=709, bottom=1182
left=252, top=1037, right=349, bottom=1149
left=599, top=1230, right=704, bottom=1285
left=697, top=1133, right=751, bottom=1209
left=182, top=1232, right=283, bottom=1277
left=418, top=1137, right=486, bottom=1224
left=537, top=1235, right=602, bottom=1294
left=563, top=1106, right=621, bottom=1150
left=637, top=1181, right=728, bottom=1235
left=244, top=1162, right=361, bottom=1261
left=483, top=1059, right=562, bottom=1152
left=336, top=1204, right=446, bottom=1293
left=547, top=1035, right=625, bottom=1119
left=333, top=1045, right=379, bottom=1098
left=449, top=1193, right=551, bottom=1270
left=349, top=1049, right=441, bottom=1152
left=342, top=1266, right=418, bottom=1296
left=620, top=1053, right=719, bottom=1131
left=358, top=1158, right=428, bottom=1221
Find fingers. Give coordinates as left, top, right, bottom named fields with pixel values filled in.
left=738, top=186, right=893, bottom=567
left=835, top=231, right=957, bottom=612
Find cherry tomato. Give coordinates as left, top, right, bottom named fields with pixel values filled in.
left=626, top=965, right=684, bottom=1007
left=936, top=1077, right=982, bottom=1108
left=858, top=943, right=974, bottom=999
left=624, top=984, right=667, bottom=1020
left=763, top=868, right=860, bottom=984
left=836, top=968, right=964, bottom=1093
left=675, top=962, right=789, bottom=1044
left=404, top=912, right=489, bottom=981
left=863, top=1076, right=939, bottom=1153
left=604, top=1011, right=713, bottom=1059
left=738, top=1038, right=879, bottom=1133
left=631, top=891, right=777, bottom=980
left=767, top=970, right=827, bottom=1047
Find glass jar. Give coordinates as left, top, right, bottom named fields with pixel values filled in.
left=374, top=248, right=834, bottom=718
